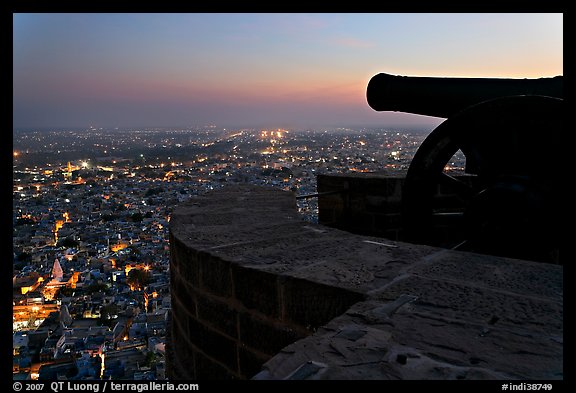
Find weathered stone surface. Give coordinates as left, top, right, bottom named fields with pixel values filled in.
left=232, top=265, right=280, bottom=318
left=239, top=346, right=271, bottom=378
left=187, top=317, right=238, bottom=371
left=196, top=294, right=238, bottom=339
left=169, top=184, right=563, bottom=380
left=238, top=312, right=303, bottom=356
left=194, top=351, right=237, bottom=380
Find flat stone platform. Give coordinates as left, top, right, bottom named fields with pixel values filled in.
left=169, top=184, right=562, bottom=380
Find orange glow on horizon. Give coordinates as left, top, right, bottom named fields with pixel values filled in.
left=72, top=69, right=366, bottom=108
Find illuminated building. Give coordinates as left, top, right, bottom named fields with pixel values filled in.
left=42, top=259, right=67, bottom=301
left=63, top=162, right=73, bottom=180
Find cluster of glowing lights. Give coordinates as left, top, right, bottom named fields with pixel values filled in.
left=349, top=167, right=372, bottom=173
left=110, top=242, right=129, bottom=253
left=53, top=212, right=71, bottom=243
left=260, top=128, right=288, bottom=143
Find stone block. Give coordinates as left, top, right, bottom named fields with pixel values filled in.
left=374, top=212, right=402, bottom=230
left=172, top=340, right=196, bottom=379
left=199, top=254, right=232, bottom=298
left=238, top=312, right=302, bottom=356
left=239, top=346, right=271, bottom=379
left=194, top=351, right=237, bottom=380
left=197, top=294, right=238, bottom=339
left=281, top=277, right=364, bottom=329
left=173, top=276, right=197, bottom=318
left=171, top=236, right=201, bottom=287
left=233, top=265, right=279, bottom=318
left=188, top=317, right=238, bottom=371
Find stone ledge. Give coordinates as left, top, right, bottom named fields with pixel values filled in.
left=169, top=184, right=562, bottom=380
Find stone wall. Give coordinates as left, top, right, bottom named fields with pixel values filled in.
left=168, top=184, right=562, bottom=380
left=317, top=173, right=405, bottom=240
left=317, top=172, right=477, bottom=246
left=168, top=186, right=364, bottom=379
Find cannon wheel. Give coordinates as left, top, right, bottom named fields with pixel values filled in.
left=401, top=95, right=563, bottom=263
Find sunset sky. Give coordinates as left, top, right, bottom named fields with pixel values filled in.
left=12, top=13, right=563, bottom=130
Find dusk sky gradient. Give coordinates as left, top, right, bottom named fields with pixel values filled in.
left=13, top=13, right=563, bottom=130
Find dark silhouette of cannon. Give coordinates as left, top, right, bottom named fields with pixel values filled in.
left=367, top=73, right=563, bottom=263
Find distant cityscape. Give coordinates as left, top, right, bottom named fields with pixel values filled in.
left=12, top=126, right=465, bottom=380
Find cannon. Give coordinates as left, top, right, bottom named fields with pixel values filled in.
left=367, top=73, right=563, bottom=263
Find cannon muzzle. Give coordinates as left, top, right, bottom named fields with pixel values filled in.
left=366, top=73, right=563, bottom=118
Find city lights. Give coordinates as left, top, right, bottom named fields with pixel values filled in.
left=12, top=126, right=440, bottom=380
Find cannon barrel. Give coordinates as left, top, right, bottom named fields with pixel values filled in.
left=366, top=73, right=563, bottom=118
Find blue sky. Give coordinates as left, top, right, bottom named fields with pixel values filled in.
left=13, top=13, right=563, bottom=130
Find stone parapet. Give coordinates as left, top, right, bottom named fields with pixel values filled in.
left=168, top=184, right=562, bottom=380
